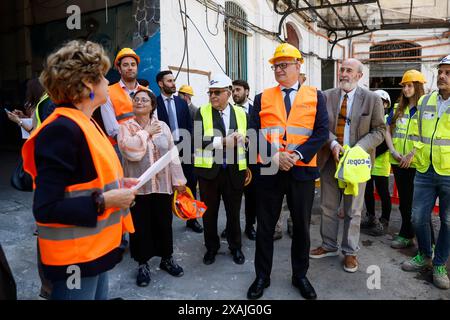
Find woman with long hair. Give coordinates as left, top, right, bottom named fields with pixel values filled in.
left=5, top=78, right=45, bottom=133
left=385, top=70, right=428, bottom=249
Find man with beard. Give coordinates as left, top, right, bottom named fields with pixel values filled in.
left=310, top=58, right=385, bottom=274
left=100, top=48, right=143, bottom=158
left=220, top=79, right=257, bottom=241
left=156, top=70, right=203, bottom=234
left=400, top=55, right=450, bottom=290
left=232, top=79, right=256, bottom=241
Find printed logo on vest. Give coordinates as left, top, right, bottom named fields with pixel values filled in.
left=347, top=158, right=371, bottom=167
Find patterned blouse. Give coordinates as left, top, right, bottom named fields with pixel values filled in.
left=118, top=113, right=186, bottom=195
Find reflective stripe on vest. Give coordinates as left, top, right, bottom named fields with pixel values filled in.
left=372, top=115, right=391, bottom=177
left=22, top=107, right=135, bottom=266
left=413, top=91, right=450, bottom=175
left=109, top=82, right=136, bottom=123
left=194, top=104, right=247, bottom=171
left=35, top=93, right=50, bottom=128
left=260, top=85, right=318, bottom=167
left=390, top=103, right=416, bottom=166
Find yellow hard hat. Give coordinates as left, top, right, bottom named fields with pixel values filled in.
left=114, top=48, right=140, bottom=67
left=178, top=85, right=194, bottom=96
left=399, top=69, right=426, bottom=85
left=269, top=43, right=304, bottom=64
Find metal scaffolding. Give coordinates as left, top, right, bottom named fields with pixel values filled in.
left=273, top=0, right=450, bottom=58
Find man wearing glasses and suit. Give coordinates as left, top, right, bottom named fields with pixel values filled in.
left=247, top=43, right=328, bottom=300
left=310, top=59, right=385, bottom=274
left=156, top=70, right=204, bottom=234
left=193, top=74, right=248, bottom=266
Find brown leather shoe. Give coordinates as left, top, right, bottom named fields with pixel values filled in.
left=343, top=255, right=358, bottom=273
left=309, top=246, right=339, bottom=259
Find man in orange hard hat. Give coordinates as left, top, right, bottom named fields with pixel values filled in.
left=100, top=48, right=143, bottom=158
left=247, top=43, right=328, bottom=300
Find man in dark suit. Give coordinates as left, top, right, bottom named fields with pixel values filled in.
left=156, top=70, right=203, bottom=233
left=193, top=74, right=247, bottom=266
left=247, top=43, right=328, bottom=300
left=219, top=79, right=256, bottom=240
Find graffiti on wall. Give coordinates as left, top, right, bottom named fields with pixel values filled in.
left=132, top=0, right=161, bottom=93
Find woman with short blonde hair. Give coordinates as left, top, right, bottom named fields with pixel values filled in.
left=23, top=40, right=138, bottom=300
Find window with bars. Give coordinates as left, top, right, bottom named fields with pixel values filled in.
left=225, top=2, right=248, bottom=81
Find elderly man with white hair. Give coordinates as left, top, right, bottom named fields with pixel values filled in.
left=310, top=58, right=386, bottom=273
left=193, top=73, right=248, bottom=267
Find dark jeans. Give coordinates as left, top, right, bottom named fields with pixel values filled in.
left=412, top=167, right=450, bottom=266
left=37, top=240, right=52, bottom=298
left=50, top=271, right=108, bottom=300
left=364, top=175, right=391, bottom=222
left=255, top=171, right=315, bottom=279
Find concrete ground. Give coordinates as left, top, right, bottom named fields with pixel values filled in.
left=0, top=149, right=449, bottom=300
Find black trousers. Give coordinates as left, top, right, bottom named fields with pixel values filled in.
left=129, top=193, right=173, bottom=264
left=199, top=170, right=244, bottom=252
left=182, top=163, right=197, bottom=199
left=364, top=175, right=392, bottom=222
left=244, top=165, right=257, bottom=227
left=254, top=171, right=315, bottom=280
left=392, top=165, right=416, bottom=239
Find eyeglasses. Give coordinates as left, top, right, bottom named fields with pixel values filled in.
left=133, top=98, right=151, bottom=103
left=271, top=62, right=297, bottom=71
left=207, top=90, right=228, bottom=96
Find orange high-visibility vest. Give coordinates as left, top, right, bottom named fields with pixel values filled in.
left=260, top=85, right=318, bottom=167
left=109, top=82, right=138, bottom=123
left=22, top=107, right=135, bottom=266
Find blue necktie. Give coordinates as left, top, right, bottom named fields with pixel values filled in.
left=283, top=88, right=294, bottom=116
left=220, top=110, right=227, bottom=168
left=166, top=98, right=178, bottom=138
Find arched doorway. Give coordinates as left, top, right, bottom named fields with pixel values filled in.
left=369, top=40, right=421, bottom=104
left=286, top=23, right=301, bottom=49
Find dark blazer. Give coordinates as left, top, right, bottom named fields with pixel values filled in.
left=157, top=94, right=193, bottom=138
left=249, top=87, right=329, bottom=182
left=193, top=104, right=246, bottom=190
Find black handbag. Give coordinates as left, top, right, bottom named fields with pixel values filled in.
left=10, top=156, right=33, bottom=192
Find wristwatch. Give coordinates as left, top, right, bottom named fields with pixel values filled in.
left=18, top=120, right=23, bottom=127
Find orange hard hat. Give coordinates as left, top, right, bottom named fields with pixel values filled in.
left=114, top=48, right=140, bottom=67
left=172, top=187, right=207, bottom=220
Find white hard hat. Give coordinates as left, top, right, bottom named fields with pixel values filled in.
left=374, top=90, right=391, bottom=106
left=438, top=54, right=450, bottom=67
left=209, top=74, right=232, bottom=89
